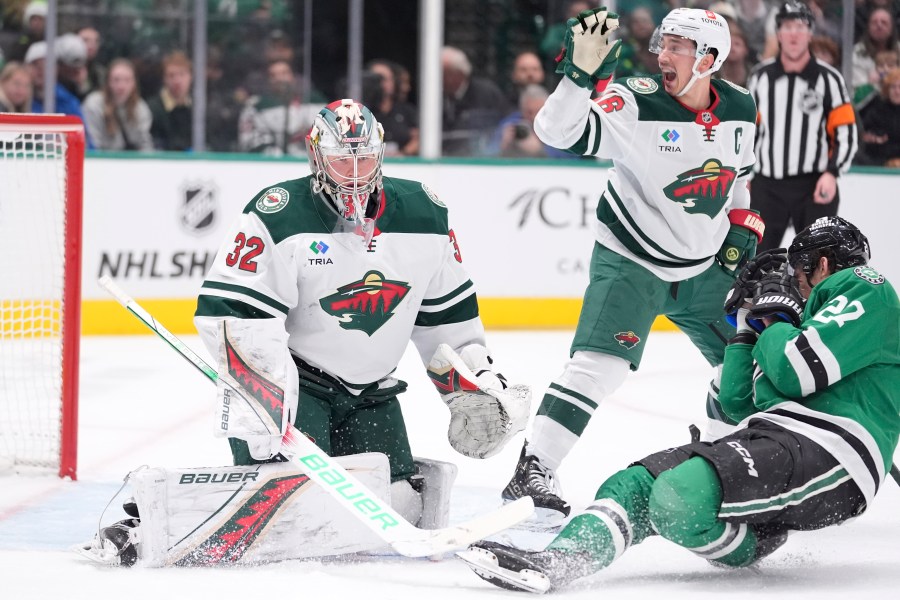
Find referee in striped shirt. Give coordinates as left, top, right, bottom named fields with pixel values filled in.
left=748, top=1, right=858, bottom=252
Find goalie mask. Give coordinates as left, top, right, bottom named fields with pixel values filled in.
left=307, top=99, right=385, bottom=242
left=649, top=8, right=731, bottom=97
left=788, top=216, right=870, bottom=277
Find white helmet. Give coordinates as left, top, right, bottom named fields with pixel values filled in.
left=306, top=99, right=385, bottom=246
left=650, top=8, right=731, bottom=96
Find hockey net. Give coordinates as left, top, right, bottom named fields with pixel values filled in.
left=0, top=114, right=84, bottom=479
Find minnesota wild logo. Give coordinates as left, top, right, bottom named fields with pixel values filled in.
left=320, top=271, right=410, bottom=335
left=663, top=159, right=737, bottom=217
left=614, top=331, right=641, bottom=350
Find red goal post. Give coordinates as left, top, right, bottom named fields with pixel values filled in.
left=0, top=113, right=84, bottom=479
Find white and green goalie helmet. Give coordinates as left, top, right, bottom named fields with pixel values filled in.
left=306, top=99, right=385, bottom=218
left=650, top=8, right=731, bottom=96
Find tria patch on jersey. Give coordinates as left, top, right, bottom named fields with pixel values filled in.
left=662, top=159, right=737, bottom=217
left=853, top=266, right=885, bottom=285
left=319, top=270, right=410, bottom=335
left=658, top=127, right=683, bottom=153
left=626, top=77, right=658, bottom=95
left=256, top=187, right=290, bottom=213
left=614, top=331, right=641, bottom=349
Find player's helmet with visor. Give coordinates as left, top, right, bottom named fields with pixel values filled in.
left=788, top=216, right=870, bottom=276
left=775, top=1, right=814, bottom=29
left=649, top=9, right=731, bottom=96
left=306, top=99, right=385, bottom=215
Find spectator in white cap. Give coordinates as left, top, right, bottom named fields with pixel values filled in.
left=8, top=1, right=48, bottom=63
left=26, top=35, right=94, bottom=148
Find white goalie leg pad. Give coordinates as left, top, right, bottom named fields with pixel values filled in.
left=214, top=318, right=299, bottom=460
left=390, top=479, right=424, bottom=526
left=131, top=453, right=391, bottom=566
left=414, top=457, right=458, bottom=530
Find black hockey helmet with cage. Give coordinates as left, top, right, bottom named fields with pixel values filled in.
left=775, top=1, right=814, bottom=29
left=788, top=216, right=870, bottom=276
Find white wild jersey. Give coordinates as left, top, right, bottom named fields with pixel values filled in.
left=195, top=176, right=486, bottom=392
left=536, top=75, right=758, bottom=281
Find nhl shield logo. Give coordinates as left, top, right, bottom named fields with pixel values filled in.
left=319, top=271, right=410, bottom=335
left=180, top=182, right=217, bottom=235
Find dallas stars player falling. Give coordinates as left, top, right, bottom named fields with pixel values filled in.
left=459, top=216, right=900, bottom=593
left=503, top=6, right=765, bottom=519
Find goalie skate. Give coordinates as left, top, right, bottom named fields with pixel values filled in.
left=74, top=518, right=140, bottom=567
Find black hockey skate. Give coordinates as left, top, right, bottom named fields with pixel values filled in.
left=457, top=540, right=599, bottom=593
left=75, top=499, right=141, bottom=567
left=502, top=446, right=571, bottom=523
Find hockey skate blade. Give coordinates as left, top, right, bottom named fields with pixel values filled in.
left=72, top=541, right=122, bottom=567
left=391, top=497, right=534, bottom=557
left=457, top=546, right=550, bottom=594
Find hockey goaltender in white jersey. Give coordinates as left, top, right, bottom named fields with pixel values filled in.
left=77, top=99, right=530, bottom=567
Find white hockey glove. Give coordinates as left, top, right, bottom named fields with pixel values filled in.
left=556, top=6, right=622, bottom=88
left=427, top=344, right=531, bottom=459
left=214, top=319, right=298, bottom=460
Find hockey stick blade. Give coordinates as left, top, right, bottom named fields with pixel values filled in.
left=97, top=276, right=534, bottom=557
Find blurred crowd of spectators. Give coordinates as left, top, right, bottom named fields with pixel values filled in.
left=1, top=0, right=899, bottom=166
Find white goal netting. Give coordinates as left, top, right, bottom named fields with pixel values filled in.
left=0, top=121, right=81, bottom=476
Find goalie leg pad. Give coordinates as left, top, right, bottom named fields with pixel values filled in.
left=414, top=457, right=458, bottom=530
left=126, top=453, right=392, bottom=566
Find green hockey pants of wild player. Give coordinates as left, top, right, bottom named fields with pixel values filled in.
left=229, top=374, right=416, bottom=482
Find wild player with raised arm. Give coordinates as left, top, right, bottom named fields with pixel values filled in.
left=80, top=100, right=530, bottom=567
left=503, top=6, right=764, bottom=519
left=460, top=217, right=900, bottom=593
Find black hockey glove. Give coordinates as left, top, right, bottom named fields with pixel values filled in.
left=724, top=248, right=789, bottom=317
left=747, top=266, right=805, bottom=328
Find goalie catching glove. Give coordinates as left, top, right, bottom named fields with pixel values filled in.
left=427, top=344, right=531, bottom=459
left=556, top=6, right=622, bottom=89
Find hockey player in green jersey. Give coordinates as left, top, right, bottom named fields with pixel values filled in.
left=459, top=216, right=899, bottom=593
left=503, top=6, right=766, bottom=519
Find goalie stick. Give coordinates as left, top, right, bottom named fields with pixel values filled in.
left=97, top=276, right=534, bottom=558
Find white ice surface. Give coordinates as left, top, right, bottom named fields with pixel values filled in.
left=1, top=331, right=897, bottom=599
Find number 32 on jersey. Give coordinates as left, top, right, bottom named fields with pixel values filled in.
left=225, top=232, right=265, bottom=273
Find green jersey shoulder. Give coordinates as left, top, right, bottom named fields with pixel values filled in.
left=241, top=175, right=450, bottom=243
left=615, top=74, right=756, bottom=124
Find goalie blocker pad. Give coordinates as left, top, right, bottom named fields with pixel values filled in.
left=128, top=454, right=456, bottom=566
left=214, top=319, right=299, bottom=460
